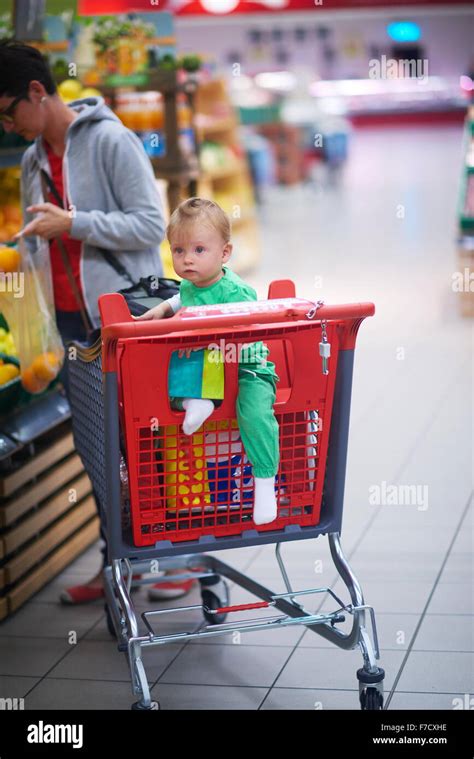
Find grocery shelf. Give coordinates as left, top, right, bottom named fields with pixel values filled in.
left=0, top=433, right=22, bottom=463
left=0, top=389, right=70, bottom=447
left=195, top=79, right=261, bottom=272
left=202, top=163, right=243, bottom=180
left=195, top=117, right=237, bottom=135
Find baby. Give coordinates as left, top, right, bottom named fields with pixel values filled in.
left=136, top=197, right=280, bottom=525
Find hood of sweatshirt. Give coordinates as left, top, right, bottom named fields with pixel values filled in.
left=33, top=97, right=120, bottom=169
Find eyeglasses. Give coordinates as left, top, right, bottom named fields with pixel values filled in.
left=0, top=94, right=27, bottom=124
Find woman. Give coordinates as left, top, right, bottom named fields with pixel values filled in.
left=0, top=40, right=196, bottom=602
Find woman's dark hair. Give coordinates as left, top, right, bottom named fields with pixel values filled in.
left=0, top=39, right=57, bottom=97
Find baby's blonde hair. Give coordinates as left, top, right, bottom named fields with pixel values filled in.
left=167, top=197, right=231, bottom=244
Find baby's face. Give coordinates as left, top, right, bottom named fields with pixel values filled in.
left=170, top=222, right=231, bottom=287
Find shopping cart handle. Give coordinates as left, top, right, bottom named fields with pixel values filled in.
left=99, top=293, right=375, bottom=338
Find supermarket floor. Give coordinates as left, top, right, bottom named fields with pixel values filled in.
left=1, top=125, right=472, bottom=710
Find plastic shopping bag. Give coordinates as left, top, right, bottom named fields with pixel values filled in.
left=0, top=238, right=64, bottom=394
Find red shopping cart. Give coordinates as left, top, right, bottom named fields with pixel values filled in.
left=68, top=280, right=383, bottom=710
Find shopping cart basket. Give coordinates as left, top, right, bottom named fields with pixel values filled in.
left=68, top=279, right=384, bottom=710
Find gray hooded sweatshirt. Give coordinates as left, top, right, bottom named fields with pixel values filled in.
left=20, top=97, right=165, bottom=327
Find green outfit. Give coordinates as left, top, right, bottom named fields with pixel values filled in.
left=178, top=267, right=280, bottom=478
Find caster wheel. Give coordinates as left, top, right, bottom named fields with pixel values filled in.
left=104, top=604, right=117, bottom=638
left=131, top=700, right=160, bottom=710
left=200, top=576, right=229, bottom=625
left=360, top=688, right=384, bottom=710
left=202, top=589, right=228, bottom=625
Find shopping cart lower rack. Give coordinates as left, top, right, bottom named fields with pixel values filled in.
left=68, top=280, right=384, bottom=710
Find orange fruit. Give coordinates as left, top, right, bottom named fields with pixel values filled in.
left=4, top=221, right=20, bottom=238
left=83, top=70, right=101, bottom=86
left=2, top=205, right=21, bottom=225
left=21, top=366, right=46, bottom=394
left=0, top=246, right=20, bottom=272
left=31, top=352, right=61, bottom=381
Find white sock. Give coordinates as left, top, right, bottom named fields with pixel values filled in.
left=182, top=398, right=215, bottom=436
left=253, top=476, right=277, bottom=525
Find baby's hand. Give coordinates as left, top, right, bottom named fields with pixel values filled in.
left=178, top=347, right=201, bottom=359
left=133, top=302, right=173, bottom=321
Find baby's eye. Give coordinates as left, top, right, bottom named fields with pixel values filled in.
left=173, top=247, right=183, bottom=254
left=195, top=246, right=205, bottom=254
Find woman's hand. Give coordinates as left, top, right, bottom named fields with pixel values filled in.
left=16, top=203, right=72, bottom=240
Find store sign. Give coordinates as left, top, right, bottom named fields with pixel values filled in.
left=79, top=0, right=471, bottom=13
left=165, top=0, right=468, bottom=11
left=79, top=0, right=297, bottom=11
left=168, top=0, right=313, bottom=12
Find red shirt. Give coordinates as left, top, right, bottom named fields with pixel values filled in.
left=44, top=141, right=84, bottom=312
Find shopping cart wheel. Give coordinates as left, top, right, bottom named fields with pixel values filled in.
left=357, top=667, right=385, bottom=710
left=131, top=700, right=160, bottom=710
left=200, top=575, right=229, bottom=625
left=360, top=688, right=383, bottom=710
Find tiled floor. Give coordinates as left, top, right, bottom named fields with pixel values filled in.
left=1, top=126, right=472, bottom=710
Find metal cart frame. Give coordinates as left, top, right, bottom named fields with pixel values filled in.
left=68, top=282, right=384, bottom=710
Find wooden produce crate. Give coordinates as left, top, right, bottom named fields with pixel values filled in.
left=0, top=423, right=100, bottom=620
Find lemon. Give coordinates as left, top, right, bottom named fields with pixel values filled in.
left=58, top=79, right=83, bottom=101
left=80, top=87, right=102, bottom=99
left=0, top=363, right=19, bottom=385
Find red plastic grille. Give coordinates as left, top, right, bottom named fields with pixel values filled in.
left=116, top=321, right=339, bottom=546
left=130, top=408, right=324, bottom=545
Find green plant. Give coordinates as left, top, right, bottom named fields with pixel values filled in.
left=158, top=54, right=178, bottom=71
left=180, top=54, right=202, bottom=73
left=0, top=13, right=13, bottom=40
left=90, top=15, right=155, bottom=52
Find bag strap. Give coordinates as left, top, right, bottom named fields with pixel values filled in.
left=100, top=248, right=135, bottom=286
left=41, top=168, right=136, bottom=287
left=40, top=169, right=93, bottom=337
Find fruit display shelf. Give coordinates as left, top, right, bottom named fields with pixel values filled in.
left=0, top=391, right=98, bottom=621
